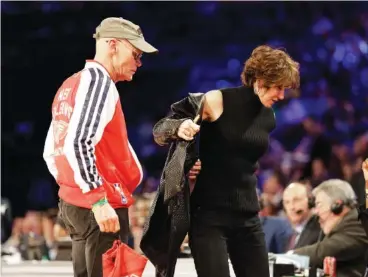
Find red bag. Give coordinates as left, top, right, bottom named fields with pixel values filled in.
left=103, top=240, right=148, bottom=277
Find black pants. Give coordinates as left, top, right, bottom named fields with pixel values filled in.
left=189, top=208, right=269, bottom=277
left=59, top=199, right=129, bottom=277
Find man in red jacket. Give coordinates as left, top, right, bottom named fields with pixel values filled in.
left=43, top=17, right=157, bottom=277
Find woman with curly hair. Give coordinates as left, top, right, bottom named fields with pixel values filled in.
left=151, top=45, right=300, bottom=277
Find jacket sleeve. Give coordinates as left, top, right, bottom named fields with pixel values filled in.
left=153, top=114, right=189, bottom=146
left=293, top=221, right=368, bottom=268
left=153, top=93, right=205, bottom=146
left=63, top=68, right=117, bottom=206
left=43, top=123, right=58, bottom=180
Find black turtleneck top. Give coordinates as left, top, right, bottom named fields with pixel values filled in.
left=191, top=86, right=276, bottom=213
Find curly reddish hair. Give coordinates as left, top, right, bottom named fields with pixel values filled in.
left=241, top=45, right=300, bottom=89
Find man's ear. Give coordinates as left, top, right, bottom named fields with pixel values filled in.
left=106, top=39, right=118, bottom=54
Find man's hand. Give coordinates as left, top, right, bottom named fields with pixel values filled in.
left=92, top=202, right=120, bottom=233
left=177, top=119, right=200, bottom=141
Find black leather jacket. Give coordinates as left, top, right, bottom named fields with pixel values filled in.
left=140, top=93, right=205, bottom=277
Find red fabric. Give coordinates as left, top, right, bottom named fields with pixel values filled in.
left=103, top=240, right=148, bottom=277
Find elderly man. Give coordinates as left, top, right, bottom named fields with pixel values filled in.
left=292, top=179, right=368, bottom=277
left=282, top=182, right=321, bottom=250
left=43, top=17, right=157, bottom=277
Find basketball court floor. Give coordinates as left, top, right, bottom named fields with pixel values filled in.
left=1, top=259, right=237, bottom=277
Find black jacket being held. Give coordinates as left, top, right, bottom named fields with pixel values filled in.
left=140, top=93, right=205, bottom=277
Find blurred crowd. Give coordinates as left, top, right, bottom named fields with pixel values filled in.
left=1, top=2, right=368, bottom=273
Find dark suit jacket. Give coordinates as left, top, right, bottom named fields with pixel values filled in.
left=261, top=216, right=293, bottom=253
left=294, top=209, right=368, bottom=277
left=294, top=214, right=323, bottom=249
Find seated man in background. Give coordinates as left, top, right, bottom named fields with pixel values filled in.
left=282, top=182, right=321, bottom=250
left=292, top=179, right=368, bottom=277
left=259, top=193, right=293, bottom=253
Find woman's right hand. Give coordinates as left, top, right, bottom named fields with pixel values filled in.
left=177, top=119, right=200, bottom=141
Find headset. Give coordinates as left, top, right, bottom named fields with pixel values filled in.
left=301, top=196, right=356, bottom=215
left=330, top=198, right=357, bottom=215
left=330, top=200, right=344, bottom=215
left=307, top=195, right=315, bottom=209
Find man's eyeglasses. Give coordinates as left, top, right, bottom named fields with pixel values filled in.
left=106, top=39, right=143, bottom=62
left=131, top=48, right=142, bottom=62
left=117, top=39, right=142, bottom=62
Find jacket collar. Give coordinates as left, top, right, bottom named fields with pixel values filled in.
left=171, top=93, right=205, bottom=123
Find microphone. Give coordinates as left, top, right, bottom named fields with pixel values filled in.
left=295, top=209, right=304, bottom=215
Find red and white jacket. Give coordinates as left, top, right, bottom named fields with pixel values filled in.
left=43, top=60, right=143, bottom=209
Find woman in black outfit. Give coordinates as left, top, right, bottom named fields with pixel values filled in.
left=159, top=45, right=300, bottom=277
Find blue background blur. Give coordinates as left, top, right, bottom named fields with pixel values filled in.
left=2, top=1, right=368, bottom=217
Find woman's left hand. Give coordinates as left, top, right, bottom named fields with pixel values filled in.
left=188, top=160, right=201, bottom=193
left=188, top=159, right=202, bottom=181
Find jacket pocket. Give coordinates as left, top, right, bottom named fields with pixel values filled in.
left=60, top=200, right=94, bottom=238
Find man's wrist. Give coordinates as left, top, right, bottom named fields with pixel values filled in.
left=84, top=186, right=106, bottom=207
left=92, top=197, right=108, bottom=211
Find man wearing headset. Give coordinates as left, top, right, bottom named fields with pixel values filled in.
left=282, top=182, right=321, bottom=250
left=291, top=179, right=368, bottom=277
